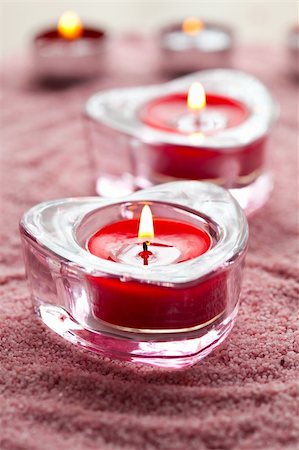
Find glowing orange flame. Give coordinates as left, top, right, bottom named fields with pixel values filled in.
left=187, top=82, right=206, bottom=112
left=182, top=17, right=204, bottom=35
left=138, top=205, right=154, bottom=241
left=57, top=11, right=83, bottom=40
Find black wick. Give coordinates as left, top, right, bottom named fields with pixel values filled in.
left=141, top=241, right=151, bottom=266
left=143, top=241, right=149, bottom=252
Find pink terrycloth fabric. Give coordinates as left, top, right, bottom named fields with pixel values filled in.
left=0, top=37, right=298, bottom=450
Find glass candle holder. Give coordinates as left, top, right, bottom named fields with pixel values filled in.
left=20, top=181, right=248, bottom=369
left=33, top=24, right=107, bottom=81
left=85, top=69, right=278, bottom=216
left=159, top=20, right=233, bottom=73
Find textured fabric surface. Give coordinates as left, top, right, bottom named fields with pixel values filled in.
left=0, top=37, right=298, bottom=450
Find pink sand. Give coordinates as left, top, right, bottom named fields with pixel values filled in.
left=0, top=38, right=298, bottom=450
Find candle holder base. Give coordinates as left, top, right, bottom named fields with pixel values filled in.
left=36, top=301, right=238, bottom=369
left=230, top=171, right=273, bottom=216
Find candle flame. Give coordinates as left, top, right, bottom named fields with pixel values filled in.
left=187, top=82, right=206, bottom=112
left=182, top=17, right=204, bottom=35
left=57, top=11, right=83, bottom=40
left=138, top=205, right=154, bottom=241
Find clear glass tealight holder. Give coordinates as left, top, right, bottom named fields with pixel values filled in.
left=85, top=69, right=278, bottom=216
left=20, top=181, right=248, bottom=369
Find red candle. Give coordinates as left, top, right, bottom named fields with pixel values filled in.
left=87, top=205, right=227, bottom=330
left=35, top=23, right=105, bottom=42
left=35, top=11, right=105, bottom=42
left=86, top=70, right=276, bottom=215
left=140, top=90, right=248, bottom=134
left=137, top=83, right=264, bottom=184
left=34, top=11, right=106, bottom=81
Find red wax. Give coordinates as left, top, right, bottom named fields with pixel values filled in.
left=35, top=28, right=105, bottom=43
left=140, top=93, right=248, bottom=134
left=88, top=218, right=211, bottom=263
left=141, top=138, right=266, bottom=183
left=88, top=272, right=228, bottom=330
left=138, top=93, right=265, bottom=184
left=86, top=218, right=229, bottom=330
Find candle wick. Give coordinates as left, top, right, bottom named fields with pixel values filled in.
left=141, top=241, right=151, bottom=266
left=193, top=111, right=201, bottom=130
left=143, top=241, right=150, bottom=252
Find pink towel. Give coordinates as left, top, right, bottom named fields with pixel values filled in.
left=0, top=37, right=298, bottom=450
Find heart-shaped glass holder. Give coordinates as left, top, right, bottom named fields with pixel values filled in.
left=85, top=69, right=278, bottom=216
left=20, top=181, right=248, bottom=368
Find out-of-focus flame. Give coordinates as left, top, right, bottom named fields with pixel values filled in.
left=138, top=205, right=154, bottom=241
left=182, top=17, right=204, bottom=35
left=187, top=82, right=206, bottom=112
left=57, top=11, right=83, bottom=39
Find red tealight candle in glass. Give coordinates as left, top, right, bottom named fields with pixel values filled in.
left=138, top=82, right=263, bottom=184
left=87, top=205, right=220, bottom=330
left=85, top=70, right=277, bottom=215
left=33, top=11, right=107, bottom=81
left=20, top=181, right=248, bottom=368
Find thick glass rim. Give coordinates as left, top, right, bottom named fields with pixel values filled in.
left=85, top=69, right=278, bottom=149
left=20, top=181, right=248, bottom=284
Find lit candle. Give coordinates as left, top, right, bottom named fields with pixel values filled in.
left=159, top=18, right=233, bottom=73
left=33, top=11, right=107, bottom=81
left=182, top=17, right=204, bottom=36
left=87, top=203, right=215, bottom=329
left=141, top=81, right=247, bottom=135
left=86, top=70, right=277, bottom=215
left=88, top=204, right=212, bottom=267
left=57, top=11, right=83, bottom=40
left=138, top=205, right=154, bottom=266
left=20, top=181, right=249, bottom=367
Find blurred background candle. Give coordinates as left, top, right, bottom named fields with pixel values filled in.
left=57, top=11, right=83, bottom=40
left=0, top=2, right=294, bottom=58
left=159, top=18, right=234, bottom=73
left=163, top=17, right=232, bottom=53
left=33, top=10, right=107, bottom=82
